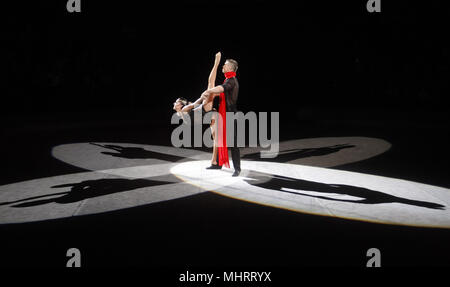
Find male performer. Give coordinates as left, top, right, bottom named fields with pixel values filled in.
left=201, top=59, right=241, bottom=177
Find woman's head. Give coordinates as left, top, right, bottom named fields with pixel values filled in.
left=173, top=97, right=188, bottom=112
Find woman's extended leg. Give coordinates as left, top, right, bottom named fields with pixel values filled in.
left=207, top=53, right=222, bottom=168
left=203, top=52, right=221, bottom=110
left=208, top=52, right=221, bottom=90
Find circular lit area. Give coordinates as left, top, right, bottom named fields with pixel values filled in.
left=0, top=169, right=204, bottom=224
left=0, top=137, right=394, bottom=225
left=171, top=160, right=450, bottom=228
left=51, top=137, right=392, bottom=172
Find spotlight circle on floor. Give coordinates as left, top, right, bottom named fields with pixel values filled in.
left=170, top=160, right=450, bottom=229
left=0, top=138, right=398, bottom=225
left=50, top=137, right=391, bottom=174
left=0, top=169, right=205, bottom=224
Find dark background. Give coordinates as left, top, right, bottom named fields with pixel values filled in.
left=1, top=0, right=450, bottom=274
left=3, top=0, right=449, bottom=124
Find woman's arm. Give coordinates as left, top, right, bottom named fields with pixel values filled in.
left=208, top=52, right=221, bottom=89
left=181, top=97, right=203, bottom=113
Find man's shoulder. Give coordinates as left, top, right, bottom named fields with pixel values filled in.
left=223, top=77, right=238, bottom=89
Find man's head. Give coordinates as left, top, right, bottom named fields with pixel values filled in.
left=222, top=59, right=238, bottom=73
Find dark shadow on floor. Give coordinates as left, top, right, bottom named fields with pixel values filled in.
left=242, top=144, right=355, bottom=162
left=243, top=170, right=445, bottom=210
left=0, top=177, right=175, bottom=208
left=90, top=142, right=186, bottom=162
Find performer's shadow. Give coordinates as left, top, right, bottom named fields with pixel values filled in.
left=242, top=144, right=355, bottom=162
left=244, top=171, right=445, bottom=210
left=90, top=142, right=185, bottom=162
left=0, top=177, right=174, bottom=208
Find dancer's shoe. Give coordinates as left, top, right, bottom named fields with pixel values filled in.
left=206, top=164, right=222, bottom=170
left=232, top=170, right=241, bottom=177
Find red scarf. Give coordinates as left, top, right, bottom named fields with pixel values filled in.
left=217, top=71, right=236, bottom=168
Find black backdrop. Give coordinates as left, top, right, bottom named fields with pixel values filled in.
left=3, top=0, right=449, bottom=125
left=1, top=0, right=450, bottom=272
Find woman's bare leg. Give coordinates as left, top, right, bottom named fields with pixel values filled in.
left=208, top=53, right=221, bottom=165
left=211, top=138, right=218, bottom=165
left=210, top=117, right=218, bottom=165
left=208, top=52, right=221, bottom=90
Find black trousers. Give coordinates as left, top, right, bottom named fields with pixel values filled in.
left=230, top=117, right=241, bottom=171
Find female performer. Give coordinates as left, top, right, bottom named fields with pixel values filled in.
left=172, top=52, right=222, bottom=168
